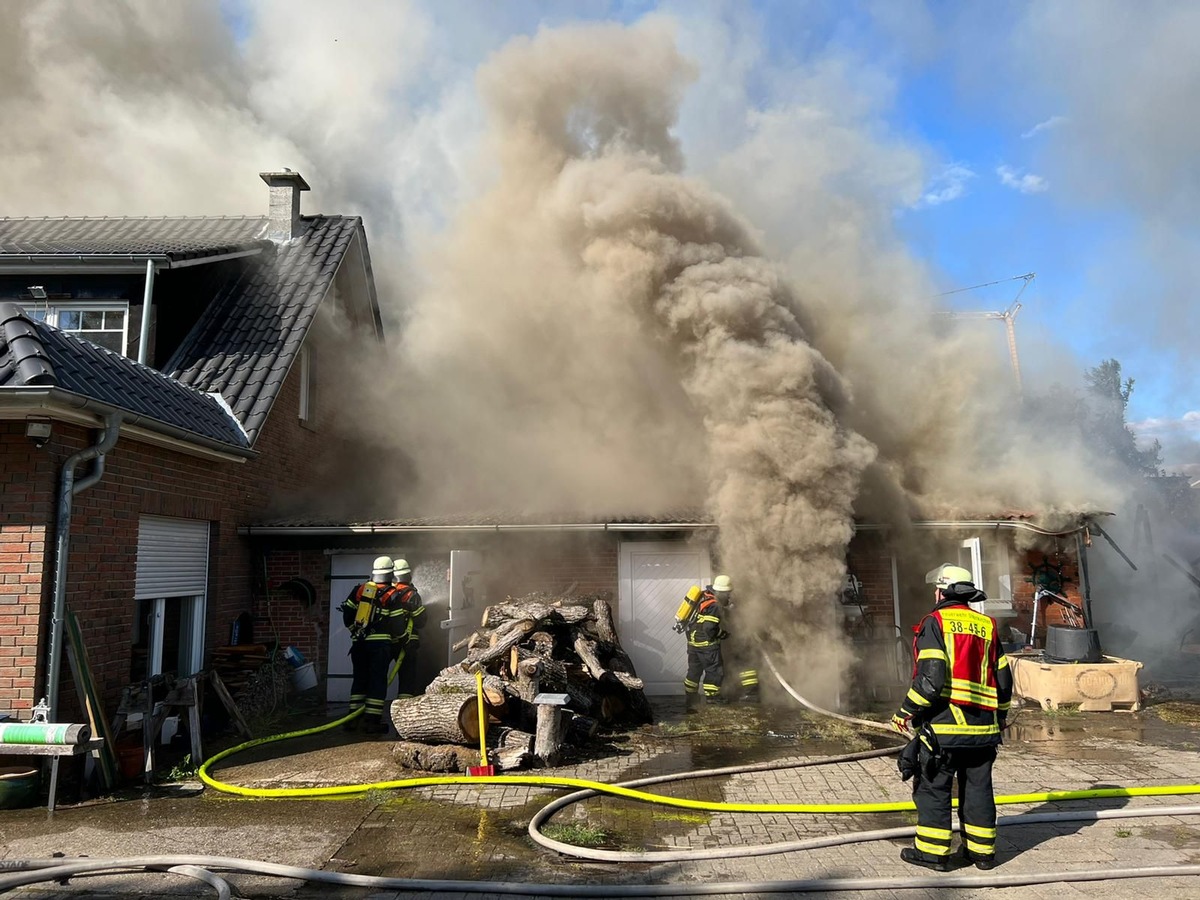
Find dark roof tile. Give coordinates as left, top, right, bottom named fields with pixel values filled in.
left=0, top=303, right=249, bottom=449
left=0, top=216, right=271, bottom=260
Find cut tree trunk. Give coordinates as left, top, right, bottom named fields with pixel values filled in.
left=534, top=704, right=568, bottom=766
left=462, top=619, right=536, bottom=668
left=481, top=600, right=591, bottom=630
left=425, top=669, right=508, bottom=707
left=390, top=693, right=501, bottom=745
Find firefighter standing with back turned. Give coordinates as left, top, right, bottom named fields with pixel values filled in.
left=340, top=555, right=408, bottom=734
left=677, top=575, right=733, bottom=712
left=891, top=564, right=1013, bottom=871
left=389, top=558, right=427, bottom=698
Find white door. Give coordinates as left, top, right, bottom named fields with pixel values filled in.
left=445, top=551, right=484, bottom=668
left=326, top=552, right=406, bottom=706
left=618, top=541, right=712, bottom=695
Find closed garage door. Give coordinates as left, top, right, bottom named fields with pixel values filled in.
left=618, top=541, right=711, bottom=695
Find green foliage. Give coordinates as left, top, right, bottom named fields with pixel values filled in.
left=1081, top=359, right=1162, bottom=477
left=542, top=822, right=610, bottom=847
left=166, top=755, right=197, bottom=781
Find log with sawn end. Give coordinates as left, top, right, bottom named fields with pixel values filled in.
left=480, top=599, right=592, bottom=630
left=461, top=618, right=536, bottom=668
left=389, top=692, right=502, bottom=746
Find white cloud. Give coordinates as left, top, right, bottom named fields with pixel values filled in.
left=997, top=164, right=1048, bottom=194
left=1021, top=115, right=1067, bottom=139
left=917, top=163, right=975, bottom=207
left=1132, top=410, right=1200, bottom=436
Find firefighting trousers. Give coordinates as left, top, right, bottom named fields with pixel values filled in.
left=393, top=644, right=420, bottom=698
left=684, top=645, right=724, bottom=698
left=911, top=745, right=998, bottom=859
left=348, top=640, right=393, bottom=723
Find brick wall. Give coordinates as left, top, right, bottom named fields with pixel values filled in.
left=1010, top=546, right=1085, bottom=645
left=0, top=422, right=56, bottom=713
left=0, top=330, right=356, bottom=717
left=846, top=531, right=896, bottom=628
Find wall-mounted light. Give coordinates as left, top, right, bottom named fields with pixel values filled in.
left=25, top=417, right=52, bottom=448
left=27, top=286, right=48, bottom=300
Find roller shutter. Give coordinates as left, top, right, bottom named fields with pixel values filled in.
left=135, top=515, right=209, bottom=600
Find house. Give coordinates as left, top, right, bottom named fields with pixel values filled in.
left=240, top=506, right=1105, bottom=700
left=0, top=171, right=383, bottom=722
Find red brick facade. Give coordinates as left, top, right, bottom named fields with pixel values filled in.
left=0, top=331, right=354, bottom=719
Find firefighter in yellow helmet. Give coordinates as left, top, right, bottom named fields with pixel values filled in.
left=891, top=564, right=1013, bottom=871
left=389, top=558, right=427, bottom=698
left=680, top=575, right=732, bottom=712
left=339, top=555, right=408, bottom=734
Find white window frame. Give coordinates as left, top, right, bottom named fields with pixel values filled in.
left=298, top=344, right=313, bottom=423
left=28, top=301, right=130, bottom=356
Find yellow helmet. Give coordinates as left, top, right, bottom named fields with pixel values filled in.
left=393, top=558, right=412, bottom=579
left=712, top=574, right=733, bottom=593
left=372, top=555, right=394, bottom=578
left=928, top=564, right=973, bottom=590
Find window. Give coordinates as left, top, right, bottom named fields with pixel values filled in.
left=299, top=344, right=315, bottom=425
left=28, top=303, right=129, bottom=355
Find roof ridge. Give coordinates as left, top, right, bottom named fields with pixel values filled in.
left=0, top=214, right=268, bottom=223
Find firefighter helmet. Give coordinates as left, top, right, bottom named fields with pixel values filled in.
left=372, top=555, right=394, bottom=578
left=393, top=558, right=412, bottom=580
left=712, top=574, right=733, bottom=593
left=930, top=564, right=974, bottom=590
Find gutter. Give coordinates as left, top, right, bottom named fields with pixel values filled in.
left=0, top=247, right=264, bottom=276
left=46, top=412, right=123, bottom=719
left=240, top=522, right=717, bottom=536
left=0, top=386, right=255, bottom=462
left=853, top=519, right=1099, bottom=537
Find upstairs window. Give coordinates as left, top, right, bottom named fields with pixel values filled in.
left=29, top=303, right=129, bottom=356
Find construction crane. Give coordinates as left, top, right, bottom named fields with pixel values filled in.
left=936, top=273, right=1035, bottom=398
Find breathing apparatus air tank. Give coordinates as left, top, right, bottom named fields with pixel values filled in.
left=673, top=586, right=703, bottom=633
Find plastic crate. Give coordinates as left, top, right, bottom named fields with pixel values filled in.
left=1009, top=652, right=1143, bottom=712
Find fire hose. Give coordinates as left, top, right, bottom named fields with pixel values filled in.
left=6, top=660, right=1200, bottom=895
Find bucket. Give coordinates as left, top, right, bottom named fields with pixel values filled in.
left=0, top=766, right=40, bottom=809
left=291, top=662, right=318, bottom=692
left=1045, top=626, right=1103, bottom=663
left=116, top=741, right=143, bottom=780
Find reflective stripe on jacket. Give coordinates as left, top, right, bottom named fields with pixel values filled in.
left=687, top=595, right=724, bottom=648
left=899, top=597, right=1013, bottom=748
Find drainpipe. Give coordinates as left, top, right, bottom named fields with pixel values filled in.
left=137, top=259, right=155, bottom=365
left=46, top=412, right=124, bottom=720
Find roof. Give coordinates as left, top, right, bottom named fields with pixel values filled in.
left=0, top=302, right=249, bottom=450
left=0, top=210, right=371, bottom=446
left=165, top=215, right=362, bottom=440
left=0, top=216, right=271, bottom=263
left=242, top=510, right=715, bottom=534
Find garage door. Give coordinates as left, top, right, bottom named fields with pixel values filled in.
left=618, top=541, right=711, bottom=695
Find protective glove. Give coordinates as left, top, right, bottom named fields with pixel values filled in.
left=889, top=713, right=914, bottom=736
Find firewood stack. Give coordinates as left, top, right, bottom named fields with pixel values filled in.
left=389, top=593, right=654, bottom=772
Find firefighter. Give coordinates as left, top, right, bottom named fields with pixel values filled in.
left=389, top=558, right=427, bottom=698
left=890, top=564, right=1013, bottom=872
left=719, top=579, right=760, bottom=703
left=682, top=575, right=732, bottom=712
left=340, top=555, right=407, bottom=734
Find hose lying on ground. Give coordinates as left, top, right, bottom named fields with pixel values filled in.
left=2, top=854, right=1199, bottom=896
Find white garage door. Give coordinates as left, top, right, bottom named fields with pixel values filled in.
left=618, top=541, right=712, bottom=695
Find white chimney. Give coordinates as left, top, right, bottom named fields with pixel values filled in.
left=259, top=170, right=310, bottom=241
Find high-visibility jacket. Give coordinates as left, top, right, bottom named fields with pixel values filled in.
left=686, top=592, right=725, bottom=649
left=897, top=595, right=1013, bottom=748
left=340, top=581, right=409, bottom=644
left=391, top=581, right=426, bottom=647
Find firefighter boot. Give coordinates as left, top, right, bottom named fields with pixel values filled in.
left=900, top=848, right=950, bottom=872
left=958, top=846, right=996, bottom=870
left=684, top=692, right=700, bottom=714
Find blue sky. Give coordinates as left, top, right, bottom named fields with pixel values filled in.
left=6, top=0, right=1196, bottom=476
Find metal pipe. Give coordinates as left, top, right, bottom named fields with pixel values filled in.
left=46, top=412, right=123, bottom=719
left=137, top=259, right=155, bottom=365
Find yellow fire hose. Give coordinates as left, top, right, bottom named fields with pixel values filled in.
left=198, top=691, right=1200, bottom=814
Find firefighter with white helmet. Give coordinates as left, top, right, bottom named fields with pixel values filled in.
left=339, top=555, right=408, bottom=734
left=891, top=563, right=1013, bottom=871
left=389, top=558, right=427, bottom=698
left=681, top=574, right=733, bottom=712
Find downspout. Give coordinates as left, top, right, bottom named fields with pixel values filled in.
left=46, top=412, right=124, bottom=720
left=137, top=259, right=155, bottom=365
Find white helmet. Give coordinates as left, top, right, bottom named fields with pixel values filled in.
left=372, top=555, right=394, bottom=579
left=393, top=558, right=412, bottom=580
left=712, top=574, right=733, bottom=593
left=928, top=564, right=974, bottom=590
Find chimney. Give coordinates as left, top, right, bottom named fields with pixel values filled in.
left=259, top=169, right=311, bottom=241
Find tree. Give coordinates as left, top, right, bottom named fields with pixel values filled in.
left=1081, top=359, right=1162, bottom=478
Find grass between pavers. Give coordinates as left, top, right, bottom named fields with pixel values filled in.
left=542, top=822, right=609, bottom=847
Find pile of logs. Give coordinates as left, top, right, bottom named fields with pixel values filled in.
left=389, top=593, right=653, bottom=771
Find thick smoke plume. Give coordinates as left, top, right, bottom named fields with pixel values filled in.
left=3, top=2, right=1176, bottom=702
left=374, top=22, right=878, bottom=701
